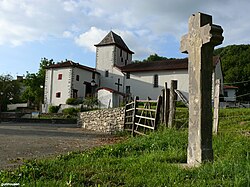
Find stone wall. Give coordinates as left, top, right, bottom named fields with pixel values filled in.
left=78, top=107, right=125, bottom=134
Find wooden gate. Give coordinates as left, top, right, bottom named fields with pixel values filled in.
left=124, top=96, right=162, bottom=136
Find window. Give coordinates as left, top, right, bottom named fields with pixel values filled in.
left=153, top=74, right=159, bottom=88
left=121, top=57, right=123, bottom=62
left=126, top=86, right=130, bottom=94
left=105, top=70, right=109, bottom=77
left=76, top=75, right=79, bottom=81
left=56, top=92, right=61, bottom=98
left=58, top=74, right=62, bottom=80
left=120, top=48, right=122, bottom=57
left=126, top=72, right=130, bottom=79
left=92, top=72, right=95, bottom=79
left=125, top=59, right=127, bottom=65
left=73, top=89, right=78, bottom=98
left=224, top=91, right=228, bottom=97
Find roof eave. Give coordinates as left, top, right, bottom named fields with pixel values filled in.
left=94, top=43, right=134, bottom=54
left=121, top=67, right=188, bottom=73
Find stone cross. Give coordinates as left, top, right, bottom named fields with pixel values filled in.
left=115, top=78, right=122, bottom=92
left=180, top=12, right=223, bottom=165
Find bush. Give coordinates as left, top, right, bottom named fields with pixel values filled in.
left=48, top=105, right=60, bottom=113
left=66, top=98, right=83, bottom=105
left=83, top=97, right=99, bottom=109
left=62, top=107, right=79, bottom=116
left=176, top=101, right=187, bottom=108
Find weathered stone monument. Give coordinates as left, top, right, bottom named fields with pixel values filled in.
left=180, top=12, right=223, bottom=165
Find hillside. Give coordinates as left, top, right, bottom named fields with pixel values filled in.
left=214, top=44, right=250, bottom=101
left=0, top=108, right=249, bottom=186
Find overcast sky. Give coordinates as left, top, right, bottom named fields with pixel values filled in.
left=0, top=0, right=250, bottom=76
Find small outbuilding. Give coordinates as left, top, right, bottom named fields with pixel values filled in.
left=97, top=87, right=125, bottom=108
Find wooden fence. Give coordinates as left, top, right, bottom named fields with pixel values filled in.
left=124, top=96, right=162, bottom=136
left=124, top=79, right=221, bottom=135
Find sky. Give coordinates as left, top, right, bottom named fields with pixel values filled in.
left=0, top=0, right=250, bottom=77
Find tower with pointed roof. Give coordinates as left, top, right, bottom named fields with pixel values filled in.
left=95, top=31, right=134, bottom=92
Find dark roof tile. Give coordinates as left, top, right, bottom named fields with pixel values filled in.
left=121, top=58, right=188, bottom=72
left=46, top=61, right=100, bottom=74
left=95, top=31, right=134, bottom=54
left=121, top=56, right=220, bottom=72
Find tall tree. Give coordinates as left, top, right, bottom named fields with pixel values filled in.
left=22, top=58, right=54, bottom=108
left=214, top=44, right=250, bottom=101
left=143, top=53, right=168, bottom=62
left=38, top=58, right=54, bottom=84
left=0, top=74, right=21, bottom=111
left=132, top=53, right=175, bottom=63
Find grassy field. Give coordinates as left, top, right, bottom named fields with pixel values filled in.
left=0, top=108, right=249, bottom=186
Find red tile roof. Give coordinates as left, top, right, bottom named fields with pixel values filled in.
left=46, top=61, right=100, bottom=74
left=224, top=85, right=238, bottom=89
left=97, top=87, right=125, bottom=96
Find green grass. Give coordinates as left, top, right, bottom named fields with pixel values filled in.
left=219, top=108, right=250, bottom=132
left=0, top=108, right=250, bottom=186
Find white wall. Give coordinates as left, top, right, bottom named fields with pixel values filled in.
left=72, top=67, right=97, bottom=98
left=96, top=45, right=125, bottom=92
left=44, top=68, right=52, bottom=107
left=124, top=61, right=223, bottom=101
left=44, top=67, right=72, bottom=106
left=98, top=89, right=113, bottom=108
left=96, top=45, right=115, bottom=89
left=224, top=89, right=236, bottom=102
left=125, top=70, right=189, bottom=100
left=98, top=89, right=124, bottom=108
left=7, top=103, right=28, bottom=111
left=114, top=46, right=132, bottom=66
left=213, top=61, right=224, bottom=94
left=96, top=45, right=114, bottom=72
left=44, top=66, right=99, bottom=109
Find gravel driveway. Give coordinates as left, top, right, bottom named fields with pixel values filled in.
left=0, top=122, right=118, bottom=170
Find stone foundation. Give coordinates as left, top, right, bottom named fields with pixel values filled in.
left=78, top=107, right=125, bottom=134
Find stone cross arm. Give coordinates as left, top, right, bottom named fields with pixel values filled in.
left=180, top=12, right=224, bottom=54
left=179, top=12, right=224, bottom=166
left=210, top=24, right=224, bottom=46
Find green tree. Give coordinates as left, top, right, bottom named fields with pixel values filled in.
left=22, top=58, right=54, bottom=108
left=132, top=53, right=174, bottom=63
left=143, top=53, right=168, bottom=62
left=83, top=97, right=99, bottom=109
left=214, top=44, right=250, bottom=101
left=38, top=58, right=54, bottom=83
left=0, top=74, right=21, bottom=111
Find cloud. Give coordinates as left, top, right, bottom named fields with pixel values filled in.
left=0, top=0, right=74, bottom=46
left=75, top=27, right=108, bottom=52
left=75, top=27, right=155, bottom=59
left=0, top=0, right=250, bottom=58
left=63, top=31, right=73, bottom=38
left=63, top=0, right=79, bottom=12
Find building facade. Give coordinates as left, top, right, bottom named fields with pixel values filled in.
left=43, top=31, right=224, bottom=110
left=43, top=61, right=99, bottom=112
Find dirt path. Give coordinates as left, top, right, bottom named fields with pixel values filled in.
left=0, top=122, right=120, bottom=170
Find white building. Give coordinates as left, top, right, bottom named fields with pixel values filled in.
left=43, top=61, right=99, bottom=112
left=223, top=85, right=238, bottom=102
left=43, top=31, right=224, bottom=109
left=94, top=31, right=134, bottom=108
left=95, top=31, right=223, bottom=107
left=220, top=85, right=238, bottom=108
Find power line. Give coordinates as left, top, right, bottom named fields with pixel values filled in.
left=236, top=93, right=250, bottom=98
left=224, top=79, right=250, bottom=85
left=220, top=92, right=250, bottom=98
